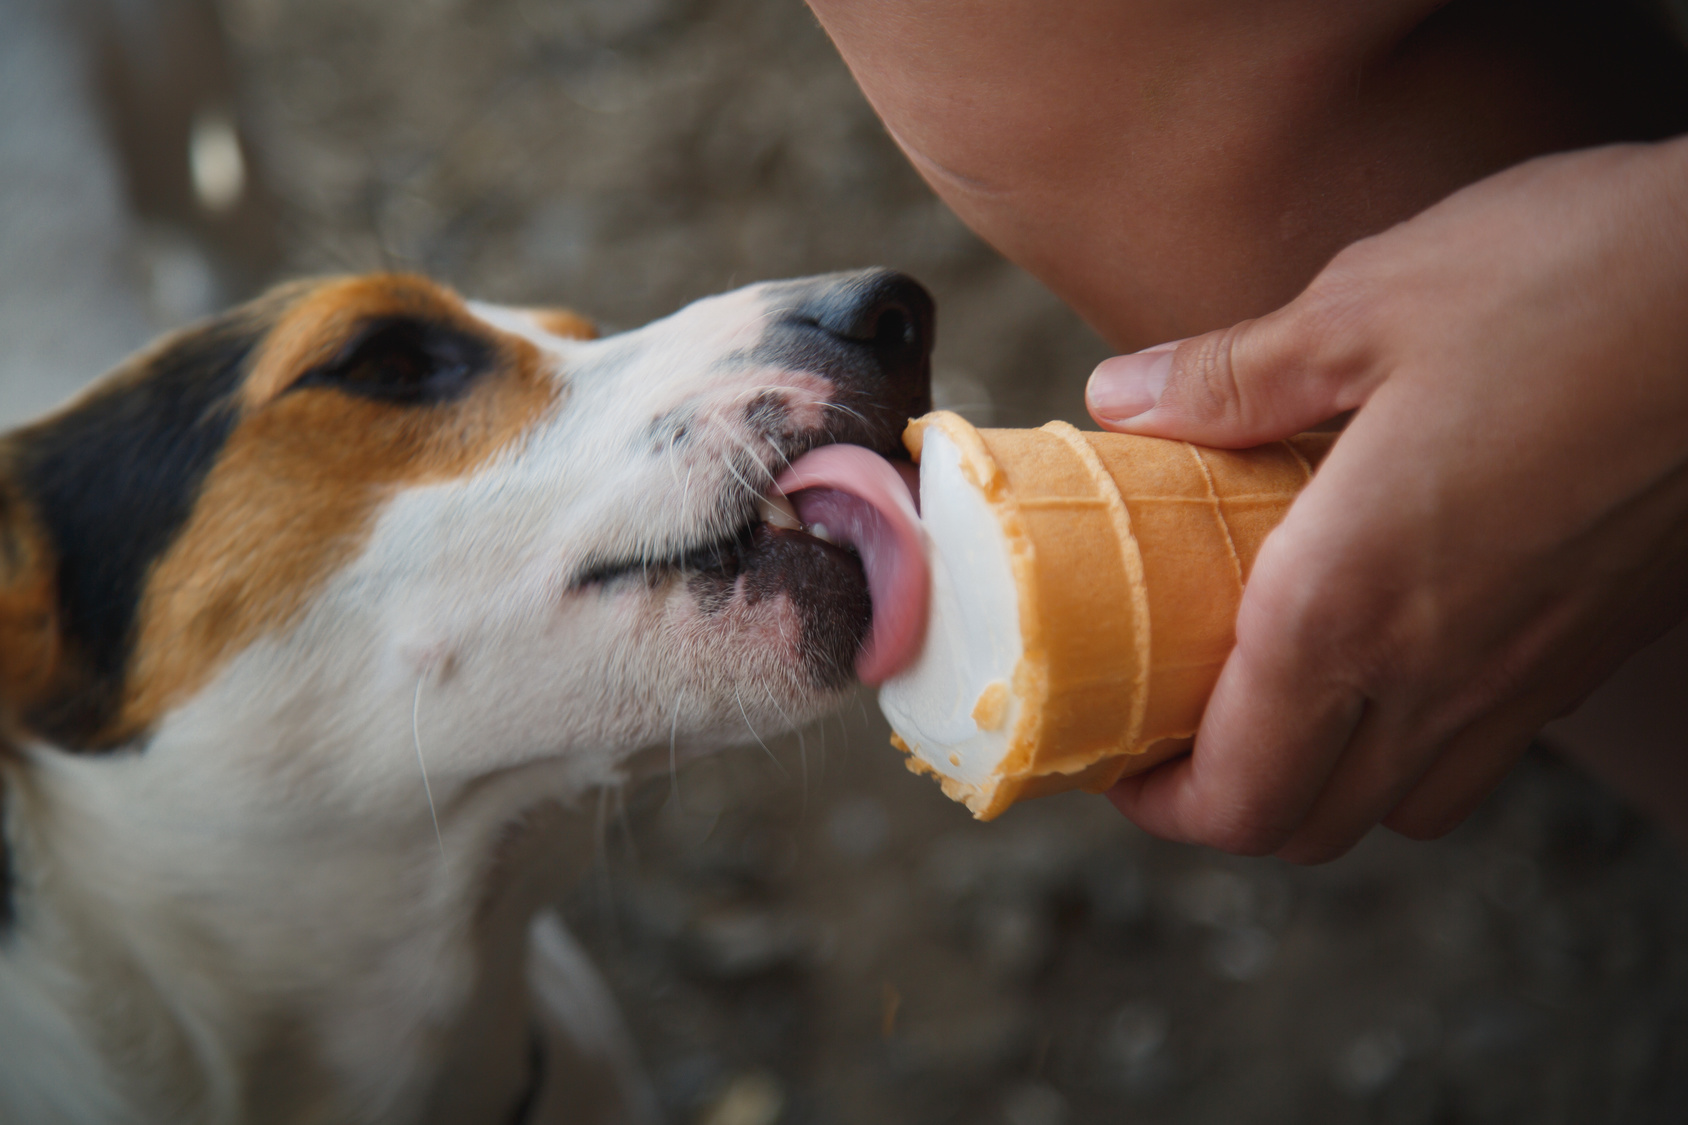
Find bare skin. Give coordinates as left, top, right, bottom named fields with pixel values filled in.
left=809, top=0, right=1688, bottom=859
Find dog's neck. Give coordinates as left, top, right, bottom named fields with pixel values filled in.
left=0, top=741, right=600, bottom=1125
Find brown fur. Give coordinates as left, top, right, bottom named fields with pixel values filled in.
left=524, top=309, right=599, bottom=341
left=0, top=484, right=61, bottom=731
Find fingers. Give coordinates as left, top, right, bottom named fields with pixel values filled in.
left=1266, top=708, right=1433, bottom=865
left=1085, top=292, right=1373, bottom=446
left=1107, top=588, right=1367, bottom=855
left=1382, top=721, right=1536, bottom=842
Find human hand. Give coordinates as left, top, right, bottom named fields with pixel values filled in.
left=1087, top=138, right=1688, bottom=863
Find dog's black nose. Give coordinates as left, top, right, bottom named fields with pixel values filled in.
left=758, top=269, right=935, bottom=457
left=798, top=269, right=935, bottom=374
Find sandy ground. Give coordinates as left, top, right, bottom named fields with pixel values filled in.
left=4, top=0, right=1688, bottom=1121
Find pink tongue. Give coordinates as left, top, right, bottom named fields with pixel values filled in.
left=774, top=445, right=928, bottom=685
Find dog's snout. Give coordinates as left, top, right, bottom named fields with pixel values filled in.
left=802, top=270, right=934, bottom=371
left=753, top=269, right=934, bottom=456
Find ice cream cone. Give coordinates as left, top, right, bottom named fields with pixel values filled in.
left=879, top=410, right=1334, bottom=819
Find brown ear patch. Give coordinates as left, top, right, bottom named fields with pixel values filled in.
left=525, top=309, right=598, bottom=341
left=112, top=275, right=559, bottom=741
left=0, top=487, right=59, bottom=722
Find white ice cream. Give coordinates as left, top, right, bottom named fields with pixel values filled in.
left=878, top=425, right=1022, bottom=787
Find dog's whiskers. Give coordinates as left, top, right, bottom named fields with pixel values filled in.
left=591, top=784, right=624, bottom=953
left=717, top=452, right=762, bottom=508
left=667, top=690, right=685, bottom=808
left=613, top=782, right=638, bottom=865
left=819, top=400, right=873, bottom=434
left=732, top=431, right=781, bottom=484
left=412, top=677, right=446, bottom=862
left=760, top=431, right=794, bottom=477
left=734, top=688, right=787, bottom=779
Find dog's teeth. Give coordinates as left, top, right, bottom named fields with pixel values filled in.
left=810, top=522, right=833, bottom=544
left=758, top=492, right=803, bottom=531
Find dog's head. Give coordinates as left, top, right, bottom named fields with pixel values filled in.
left=0, top=269, right=930, bottom=824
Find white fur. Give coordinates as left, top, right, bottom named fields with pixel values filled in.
left=0, top=279, right=870, bottom=1124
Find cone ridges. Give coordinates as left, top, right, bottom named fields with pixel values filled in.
left=883, top=411, right=1332, bottom=819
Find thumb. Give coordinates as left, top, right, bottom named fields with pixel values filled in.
left=1086, top=304, right=1368, bottom=447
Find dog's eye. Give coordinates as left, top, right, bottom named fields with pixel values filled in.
left=294, top=317, right=491, bottom=404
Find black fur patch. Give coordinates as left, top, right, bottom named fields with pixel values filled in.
left=10, top=313, right=264, bottom=749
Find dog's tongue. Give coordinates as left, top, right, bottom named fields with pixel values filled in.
left=775, top=445, right=928, bottom=685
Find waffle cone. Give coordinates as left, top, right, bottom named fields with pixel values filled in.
left=885, top=411, right=1333, bottom=819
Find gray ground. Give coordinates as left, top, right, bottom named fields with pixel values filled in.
left=4, top=1, right=1687, bottom=1122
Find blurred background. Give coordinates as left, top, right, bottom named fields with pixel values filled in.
left=3, top=1, right=1687, bottom=1122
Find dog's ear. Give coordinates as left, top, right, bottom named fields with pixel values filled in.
left=0, top=474, right=59, bottom=730
left=528, top=309, right=599, bottom=341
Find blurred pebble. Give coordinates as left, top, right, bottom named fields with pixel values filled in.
left=518, top=0, right=684, bottom=48
left=686, top=908, right=810, bottom=979
left=739, top=825, right=799, bottom=881
left=1175, top=869, right=1253, bottom=929
left=1335, top=1028, right=1408, bottom=1096
left=1393, top=1002, right=1442, bottom=1055
left=1599, top=910, right=1649, bottom=978
left=1523, top=905, right=1584, bottom=990
left=1209, top=924, right=1276, bottom=982
left=1379, top=1070, right=1444, bottom=1125
left=1097, top=1000, right=1175, bottom=1095
left=1607, top=1018, right=1660, bottom=1083
left=826, top=795, right=890, bottom=860
left=1002, top=1080, right=1067, bottom=1125
left=661, top=1053, right=724, bottom=1115
left=1081, top=856, right=1146, bottom=930
left=698, top=1071, right=785, bottom=1125
left=1102, top=1001, right=1168, bottom=1072
left=1446, top=1001, right=1536, bottom=1063
left=1483, top=854, right=1541, bottom=910
left=894, top=1000, right=1030, bottom=1076
left=976, top=897, right=1054, bottom=981
left=1419, top=889, right=1488, bottom=958
left=619, top=877, right=691, bottom=944
left=922, top=823, right=1081, bottom=900
left=660, top=761, right=731, bottom=833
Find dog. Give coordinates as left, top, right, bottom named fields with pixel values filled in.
left=0, top=268, right=933, bottom=1124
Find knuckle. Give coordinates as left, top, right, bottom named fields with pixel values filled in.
left=1283, top=262, right=1382, bottom=404
left=1177, top=324, right=1258, bottom=429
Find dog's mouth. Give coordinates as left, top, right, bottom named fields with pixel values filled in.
left=770, top=444, right=927, bottom=683
left=576, top=443, right=929, bottom=686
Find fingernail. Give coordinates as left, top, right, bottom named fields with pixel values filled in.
left=1088, top=348, right=1175, bottom=422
